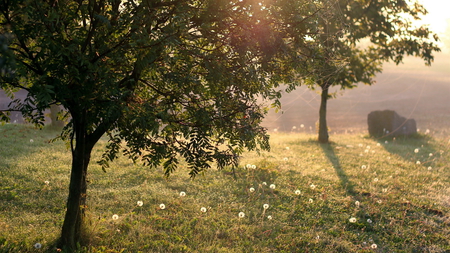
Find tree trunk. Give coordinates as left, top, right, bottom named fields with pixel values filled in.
left=318, top=85, right=329, bottom=143
left=58, top=120, right=96, bottom=251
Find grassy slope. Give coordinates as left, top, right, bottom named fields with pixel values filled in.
left=0, top=124, right=449, bottom=252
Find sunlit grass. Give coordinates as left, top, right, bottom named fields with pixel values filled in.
left=1, top=124, right=449, bottom=252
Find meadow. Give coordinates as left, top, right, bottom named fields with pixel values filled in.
left=0, top=124, right=449, bottom=252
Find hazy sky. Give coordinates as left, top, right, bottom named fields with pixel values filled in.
left=417, top=0, right=450, bottom=52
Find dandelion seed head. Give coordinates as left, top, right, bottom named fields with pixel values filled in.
left=267, top=215, right=272, bottom=220
left=373, top=178, right=379, bottom=182
left=349, top=217, right=357, bottom=223
left=180, top=191, right=186, bottom=197
left=251, top=164, right=256, bottom=170
left=30, top=139, right=34, bottom=143
left=262, top=182, right=267, bottom=186
left=238, top=212, right=245, bottom=218
left=355, top=201, right=360, bottom=207
left=44, top=181, right=50, bottom=185
left=159, top=203, right=166, bottom=209
left=285, top=147, right=290, bottom=150
left=200, top=207, right=207, bottom=213
left=137, top=201, right=143, bottom=207
left=371, top=244, right=377, bottom=249
left=269, top=184, right=276, bottom=189
left=263, top=204, right=269, bottom=210
left=310, top=184, right=316, bottom=189
left=295, top=189, right=301, bottom=195
left=429, top=153, right=433, bottom=157
left=385, top=140, right=389, bottom=144
left=309, top=198, right=313, bottom=203
left=112, top=214, right=119, bottom=220
left=283, top=157, right=288, bottom=161
left=246, top=164, right=252, bottom=169
left=377, top=200, right=382, bottom=204
left=249, top=187, right=255, bottom=193
left=416, top=161, right=421, bottom=165
left=414, top=148, right=419, bottom=153
left=34, top=243, right=42, bottom=249
left=367, top=219, right=373, bottom=223
left=361, top=165, right=367, bottom=169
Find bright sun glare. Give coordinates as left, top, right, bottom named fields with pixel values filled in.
left=416, top=0, right=450, bottom=35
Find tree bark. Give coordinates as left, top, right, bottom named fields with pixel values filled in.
left=58, top=116, right=98, bottom=251
left=318, top=85, right=329, bottom=143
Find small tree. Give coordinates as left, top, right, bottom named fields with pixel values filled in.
left=289, top=0, right=441, bottom=143
left=0, top=0, right=324, bottom=250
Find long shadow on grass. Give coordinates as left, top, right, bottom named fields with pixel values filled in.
left=320, top=143, right=357, bottom=196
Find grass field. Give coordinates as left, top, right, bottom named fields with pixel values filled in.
left=1, top=124, right=449, bottom=252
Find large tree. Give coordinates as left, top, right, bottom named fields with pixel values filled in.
left=0, top=0, right=325, bottom=250
left=289, top=0, right=441, bottom=143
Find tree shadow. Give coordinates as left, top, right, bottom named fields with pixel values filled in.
left=319, top=143, right=357, bottom=196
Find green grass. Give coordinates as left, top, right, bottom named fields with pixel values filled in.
left=1, top=124, right=449, bottom=252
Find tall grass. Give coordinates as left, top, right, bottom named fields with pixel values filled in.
left=1, top=124, right=449, bottom=252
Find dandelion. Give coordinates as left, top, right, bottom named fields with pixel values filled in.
left=364, top=149, right=369, bottom=153
left=377, top=200, right=382, bottom=204
left=429, top=153, right=433, bottom=157
left=385, top=140, right=389, bottom=144
left=263, top=204, right=269, bottom=210
left=246, top=164, right=252, bottom=169
left=355, top=201, right=360, bottom=207
left=373, top=178, right=379, bottom=182
left=361, top=165, right=367, bottom=169
left=262, top=182, right=267, bottom=186
left=371, top=244, right=377, bottom=249
left=349, top=217, right=357, bottom=223
left=382, top=188, right=388, bottom=193
left=112, top=214, right=119, bottom=220
left=367, top=219, right=373, bottom=223
left=159, top=203, right=166, bottom=209
left=34, top=243, right=42, bottom=249
left=251, top=164, right=256, bottom=170
left=238, top=212, right=245, bottom=218
left=377, top=143, right=381, bottom=146
left=44, top=181, right=50, bottom=185
left=425, top=129, right=430, bottom=134
left=292, top=126, right=297, bottom=130
left=366, top=146, right=371, bottom=149
left=200, top=207, right=207, bottom=213
left=267, top=215, right=272, bottom=220
left=294, top=189, right=301, bottom=195
left=269, top=184, right=276, bottom=189
left=180, top=191, right=186, bottom=197
left=285, top=147, right=290, bottom=150
left=427, top=166, right=432, bottom=170
left=416, top=161, right=421, bottom=165
left=310, top=184, right=316, bottom=189
left=283, top=157, right=288, bottom=161
left=309, top=198, right=314, bottom=203
left=30, top=139, right=34, bottom=143
left=358, top=143, right=363, bottom=147
left=414, top=148, right=419, bottom=153
left=249, top=187, right=255, bottom=193
left=300, top=124, right=305, bottom=128
left=137, top=201, right=143, bottom=207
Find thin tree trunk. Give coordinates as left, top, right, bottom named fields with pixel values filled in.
left=318, top=85, right=329, bottom=143
left=58, top=119, right=96, bottom=251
